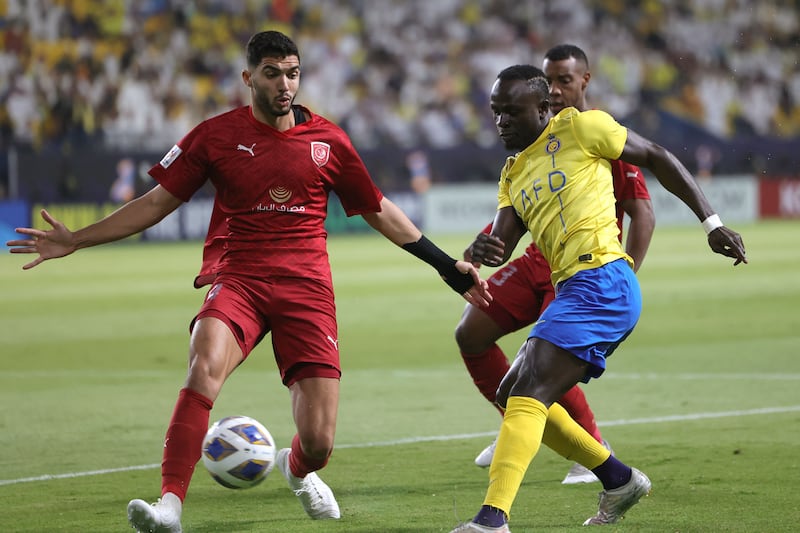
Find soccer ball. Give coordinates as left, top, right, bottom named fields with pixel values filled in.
left=202, top=415, right=276, bottom=489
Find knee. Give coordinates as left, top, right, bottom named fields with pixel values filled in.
left=186, top=352, right=227, bottom=399
left=455, top=320, right=489, bottom=355
left=495, top=384, right=509, bottom=409
left=298, top=431, right=335, bottom=460
left=495, top=356, right=520, bottom=409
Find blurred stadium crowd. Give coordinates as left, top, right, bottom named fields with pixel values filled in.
left=1, top=0, right=799, bottom=175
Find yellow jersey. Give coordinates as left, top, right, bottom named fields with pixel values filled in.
left=497, top=107, right=633, bottom=286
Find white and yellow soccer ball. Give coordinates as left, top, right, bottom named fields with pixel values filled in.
left=202, top=415, right=276, bottom=489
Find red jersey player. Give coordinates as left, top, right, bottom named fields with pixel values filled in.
left=6, top=31, right=490, bottom=533
left=456, top=44, right=655, bottom=483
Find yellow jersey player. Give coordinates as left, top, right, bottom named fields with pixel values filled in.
left=451, top=65, right=746, bottom=532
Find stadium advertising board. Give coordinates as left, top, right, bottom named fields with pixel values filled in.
left=0, top=200, right=28, bottom=244
left=422, top=184, right=500, bottom=234
left=422, top=177, right=758, bottom=234
left=643, top=175, right=757, bottom=225
left=759, top=179, right=800, bottom=218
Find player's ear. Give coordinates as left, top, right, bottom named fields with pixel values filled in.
left=242, top=69, right=253, bottom=88
left=539, top=98, right=550, bottom=118
left=582, top=71, right=591, bottom=90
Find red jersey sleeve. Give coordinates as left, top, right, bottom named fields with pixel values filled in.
left=148, top=122, right=211, bottom=202
left=611, top=160, right=650, bottom=202
left=610, top=159, right=651, bottom=237
left=326, top=128, right=383, bottom=216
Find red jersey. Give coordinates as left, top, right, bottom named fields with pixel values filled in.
left=149, top=105, right=384, bottom=287
left=610, top=159, right=650, bottom=233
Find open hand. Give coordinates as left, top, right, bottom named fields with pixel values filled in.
left=6, top=209, right=76, bottom=269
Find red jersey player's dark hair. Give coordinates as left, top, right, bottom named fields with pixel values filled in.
left=544, top=43, right=589, bottom=69
left=246, top=30, right=300, bottom=67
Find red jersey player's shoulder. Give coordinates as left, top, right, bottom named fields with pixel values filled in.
left=610, top=158, right=651, bottom=201
left=197, top=106, right=251, bottom=128
left=181, top=106, right=252, bottom=143
left=296, top=107, right=351, bottom=139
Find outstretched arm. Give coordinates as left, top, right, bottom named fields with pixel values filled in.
left=619, top=131, right=747, bottom=265
left=362, top=197, right=491, bottom=306
left=7, top=184, right=183, bottom=269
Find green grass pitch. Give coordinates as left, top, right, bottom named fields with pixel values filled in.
left=1, top=220, right=799, bottom=532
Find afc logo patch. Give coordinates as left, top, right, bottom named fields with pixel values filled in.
left=310, top=141, right=331, bottom=167
left=160, top=144, right=182, bottom=168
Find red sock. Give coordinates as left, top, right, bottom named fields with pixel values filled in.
left=161, top=388, right=214, bottom=500
left=461, top=344, right=510, bottom=415
left=288, top=433, right=330, bottom=478
left=558, top=385, right=603, bottom=443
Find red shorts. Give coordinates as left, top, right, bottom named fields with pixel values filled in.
left=483, top=246, right=555, bottom=333
left=192, top=273, right=341, bottom=386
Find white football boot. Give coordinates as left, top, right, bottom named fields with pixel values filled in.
left=474, top=439, right=496, bottom=468
left=127, top=492, right=182, bottom=533
left=450, top=521, right=511, bottom=532
left=275, top=447, right=341, bottom=519
left=583, top=467, right=651, bottom=525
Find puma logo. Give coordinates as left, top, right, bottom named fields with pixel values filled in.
left=326, top=335, right=339, bottom=350
left=237, top=143, right=256, bottom=156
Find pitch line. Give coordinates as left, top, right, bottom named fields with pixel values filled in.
left=0, top=463, right=160, bottom=487
left=338, top=405, right=800, bottom=449
left=602, top=372, right=800, bottom=381
left=4, top=370, right=800, bottom=380
left=2, top=405, right=799, bottom=487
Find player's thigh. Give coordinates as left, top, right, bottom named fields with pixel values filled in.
left=269, top=277, right=341, bottom=385
left=186, top=316, right=246, bottom=399
left=192, top=275, right=269, bottom=360
left=506, top=337, right=589, bottom=404
left=495, top=338, right=584, bottom=406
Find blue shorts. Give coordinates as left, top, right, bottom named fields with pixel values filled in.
left=530, top=259, right=641, bottom=381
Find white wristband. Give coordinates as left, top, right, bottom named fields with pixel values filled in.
left=701, top=214, right=723, bottom=234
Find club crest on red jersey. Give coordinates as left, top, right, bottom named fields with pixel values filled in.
left=311, top=141, right=331, bottom=167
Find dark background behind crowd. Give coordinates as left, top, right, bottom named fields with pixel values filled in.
left=1, top=0, right=798, bottom=201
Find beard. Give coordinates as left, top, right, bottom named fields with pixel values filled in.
left=254, top=91, right=294, bottom=117
left=270, top=105, right=292, bottom=117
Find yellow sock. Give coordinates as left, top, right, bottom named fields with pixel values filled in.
left=542, top=402, right=611, bottom=470
left=484, top=396, right=549, bottom=515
